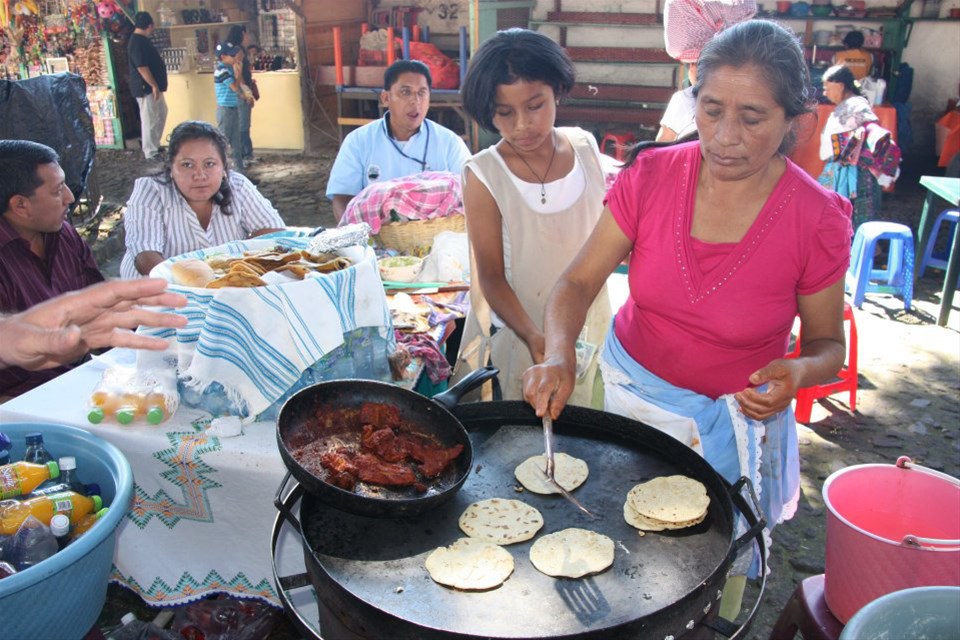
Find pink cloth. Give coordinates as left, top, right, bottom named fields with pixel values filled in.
left=605, top=142, right=852, bottom=399
left=339, top=171, right=463, bottom=233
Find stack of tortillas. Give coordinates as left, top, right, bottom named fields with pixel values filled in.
left=623, top=475, right=710, bottom=532
left=514, top=453, right=589, bottom=494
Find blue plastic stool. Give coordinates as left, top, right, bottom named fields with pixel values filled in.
left=845, top=221, right=914, bottom=310
left=918, top=208, right=959, bottom=283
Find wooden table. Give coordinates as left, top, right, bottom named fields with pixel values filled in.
left=914, top=176, right=960, bottom=326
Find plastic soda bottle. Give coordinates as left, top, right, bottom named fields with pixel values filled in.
left=50, top=513, right=70, bottom=551
left=23, top=432, right=53, bottom=464
left=145, top=387, right=169, bottom=425
left=57, top=456, right=88, bottom=495
left=0, top=491, right=103, bottom=535
left=9, top=515, right=58, bottom=571
left=70, top=507, right=109, bottom=541
left=0, top=460, right=60, bottom=499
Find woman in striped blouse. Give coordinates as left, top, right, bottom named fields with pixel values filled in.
left=120, top=120, right=285, bottom=279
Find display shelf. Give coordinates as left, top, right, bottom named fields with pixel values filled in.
left=162, top=21, right=247, bottom=30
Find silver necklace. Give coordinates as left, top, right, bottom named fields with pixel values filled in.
left=506, top=131, right=558, bottom=205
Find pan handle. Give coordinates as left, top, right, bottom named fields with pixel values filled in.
left=431, top=365, right=499, bottom=410
left=273, top=471, right=304, bottom=536
left=703, top=475, right=768, bottom=640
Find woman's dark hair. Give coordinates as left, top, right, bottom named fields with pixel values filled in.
left=462, top=28, right=576, bottom=133
left=822, top=64, right=861, bottom=96
left=226, top=24, right=247, bottom=46
left=842, top=30, right=865, bottom=49
left=625, top=19, right=813, bottom=165
left=157, top=120, right=234, bottom=214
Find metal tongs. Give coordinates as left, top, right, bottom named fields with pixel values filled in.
left=541, top=415, right=595, bottom=517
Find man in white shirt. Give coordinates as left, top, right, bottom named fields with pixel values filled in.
left=326, top=60, right=471, bottom=222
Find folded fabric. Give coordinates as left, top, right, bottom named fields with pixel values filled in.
left=396, top=331, right=451, bottom=384
left=339, top=171, right=464, bottom=233
left=144, top=238, right=395, bottom=421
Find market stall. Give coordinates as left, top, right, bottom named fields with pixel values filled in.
left=0, top=0, right=130, bottom=148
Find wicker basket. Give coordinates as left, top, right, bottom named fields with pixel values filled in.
left=376, top=214, right=466, bottom=256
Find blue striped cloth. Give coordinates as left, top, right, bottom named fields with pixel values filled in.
left=144, top=239, right=395, bottom=420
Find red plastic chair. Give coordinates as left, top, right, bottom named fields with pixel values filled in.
left=769, top=574, right=845, bottom=640
left=786, top=302, right=858, bottom=424
left=600, top=132, right=637, bottom=161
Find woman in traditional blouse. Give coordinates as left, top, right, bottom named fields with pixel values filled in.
left=120, top=120, right=285, bottom=279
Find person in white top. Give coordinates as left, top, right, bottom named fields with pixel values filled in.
left=450, top=28, right=611, bottom=406
left=120, top=120, right=285, bottom=279
left=656, top=62, right=698, bottom=142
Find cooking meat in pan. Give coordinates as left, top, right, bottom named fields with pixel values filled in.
left=288, top=402, right=465, bottom=493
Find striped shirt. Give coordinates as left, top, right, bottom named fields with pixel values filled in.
left=214, top=61, right=239, bottom=107
left=120, top=171, right=285, bottom=279
left=0, top=216, right=104, bottom=396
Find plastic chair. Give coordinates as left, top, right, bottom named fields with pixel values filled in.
left=769, top=574, right=844, bottom=640
left=918, top=208, right=959, bottom=282
left=600, top=131, right=637, bottom=161
left=845, top=221, right=914, bottom=310
left=787, top=302, right=858, bottom=424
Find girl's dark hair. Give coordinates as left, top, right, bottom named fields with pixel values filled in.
left=462, top=28, right=575, bottom=133
left=842, top=30, right=865, bottom=49
left=822, top=64, right=861, bottom=96
left=624, top=19, right=814, bottom=166
left=226, top=24, right=247, bottom=46
left=156, top=120, right=234, bottom=214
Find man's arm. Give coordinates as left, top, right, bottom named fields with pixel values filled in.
left=0, top=279, right=187, bottom=371
left=326, top=129, right=366, bottom=222
left=136, top=66, right=161, bottom=101
left=331, top=195, right=352, bottom=223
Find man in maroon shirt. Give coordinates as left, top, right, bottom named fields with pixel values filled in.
left=0, top=140, right=104, bottom=397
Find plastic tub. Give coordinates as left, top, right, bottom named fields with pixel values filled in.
left=823, top=457, right=960, bottom=623
left=838, top=586, right=960, bottom=639
left=0, top=422, right=133, bottom=639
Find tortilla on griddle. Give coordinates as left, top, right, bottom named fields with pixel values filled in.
left=458, top=498, right=543, bottom=545
left=528, top=528, right=615, bottom=578
left=425, top=537, right=514, bottom=590
left=514, top=452, right=589, bottom=495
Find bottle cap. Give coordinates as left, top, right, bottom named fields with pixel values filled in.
left=146, top=406, right=165, bottom=425
left=92, top=495, right=103, bottom=511
left=25, top=432, right=43, bottom=445
left=116, top=409, right=135, bottom=425
left=121, top=612, right=138, bottom=626
left=88, top=407, right=106, bottom=424
left=96, top=507, right=109, bottom=518
left=47, top=461, right=60, bottom=479
left=50, top=514, right=70, bottom=537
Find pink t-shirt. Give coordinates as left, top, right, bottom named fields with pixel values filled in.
left=606, top=142, right=852, bottom=399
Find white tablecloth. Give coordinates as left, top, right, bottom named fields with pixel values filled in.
left=0, top=358, right=303, bottom=607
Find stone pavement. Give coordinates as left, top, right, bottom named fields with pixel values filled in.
left=83, top=143, right=960, bottom=638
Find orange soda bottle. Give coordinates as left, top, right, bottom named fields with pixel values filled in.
left=69, top=507, right=109, bottom=541
left=88, top=387, right=121, bottom=424
left=0, top=491, right=103, bottom=535
left=144, top=387, right=168, bottom=425
left=0, top=461, right=60, bottom=499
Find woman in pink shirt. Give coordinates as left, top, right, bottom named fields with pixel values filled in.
left=524, top=20, right=852, bottom=620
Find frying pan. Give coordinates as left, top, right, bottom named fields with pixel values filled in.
left=276, top=366, right=499, bottom=518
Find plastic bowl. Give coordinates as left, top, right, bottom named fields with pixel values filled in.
left=378, top=255, right=424, bottom=283
left=811, top=5, right=834, bottom=16
left=839, top=586, right=960, bottom=639
left=0, top=423, right=133, bottom=639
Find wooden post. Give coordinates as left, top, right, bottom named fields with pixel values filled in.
left=459, top=26, right=468, bottom=88
left=333, top=26, right=344, bottom=87
left=412, top=24, right=420, bottom=42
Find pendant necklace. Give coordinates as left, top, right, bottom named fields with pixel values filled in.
left=507, top=131, right=557, bottom=205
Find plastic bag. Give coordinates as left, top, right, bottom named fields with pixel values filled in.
left=409, top=41, right=460, bottom=89
left=664, top=0, right=757, bottom=62
left=88, top=365, right=180, bottom=425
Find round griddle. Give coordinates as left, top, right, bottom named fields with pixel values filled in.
left=286, top=402, right=765, bottom=639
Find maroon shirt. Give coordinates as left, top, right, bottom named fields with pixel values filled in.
left=0, top=216, right=104, bottom=397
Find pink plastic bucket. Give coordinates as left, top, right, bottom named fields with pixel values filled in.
left=823, top=457, right=960, bottom=623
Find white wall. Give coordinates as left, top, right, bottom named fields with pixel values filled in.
left=902, top=21, right=960, bottom=155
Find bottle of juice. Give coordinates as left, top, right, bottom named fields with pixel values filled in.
left=145, top=387, right=168, bottom=425
left=57, top=457, right=88, bottom=495
left=70, top=507, right=109, bottom=542
left=116, top=392, right=147, bottom=425
left=0, top=491, right=103, bottom=535
left=0, top=461, right=60, bottom=499
left=88, top=387, right=121, bottom=424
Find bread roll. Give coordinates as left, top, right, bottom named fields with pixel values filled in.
left=171, top=258, right=216, bottom=287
